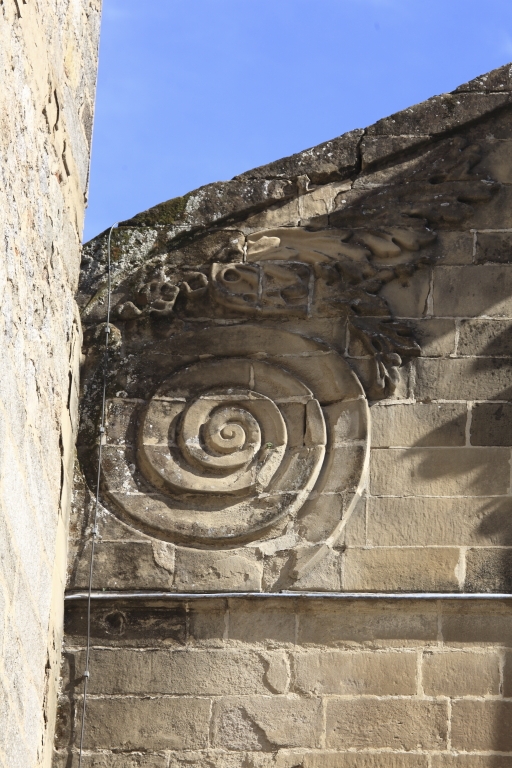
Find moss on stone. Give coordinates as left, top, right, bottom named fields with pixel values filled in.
left=119, top=193, right=192, bottom=228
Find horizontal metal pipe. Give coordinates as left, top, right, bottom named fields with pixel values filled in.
left=65, top=590, right=512, bottom=601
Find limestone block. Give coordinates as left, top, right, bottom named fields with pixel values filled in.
left=366, top=92, right=511, bottom=136
left=276, top=753, right=429, bottom=768
left=63, top=601, right=187, bottom=648
left=325, top=699, right=448, bottom=750
left=451, top=700, right=512, bottom=751
left=297, top=600, right=438, bottom=647
left=343, top=547, right=460, bottom=591
left=228, top=599, right=296, bottom=644
left=503, top=650, right=512, bottom=697
left=211, top=696, right=323, bottom=750
left=66, top=648, right=280, bottom=695
left=371, top=446, right=510, bottom=496
left=379, top=268, right=431, bottom=318
left=422, top=650, right=500, bottom=696
left=415, top=358, right=512, bottom=401
left=52, top=753, right=168, bottom=768
left=471, top=402, right=512, bottom=445
left=474, top=140, right=512, bottom=184
left=458, top=319, right=512, bottom=356
left=71, top=541, right=175, bottom=590
left=367, top=497, right=512, bottom=546
left=432, top=758, right=512, bottom=768
left=433, top=265, right=512, bottom=317
left=75, top=697, right=211, bottom=751
left=465, top=548, right=512, bottom=592
left=370, top=403, right=466, bottom=447
left=411, top=318, right=456, bottom=356
left=361, top=135, right=430, bottom=169
left=174, top=549, right=262, bottom=592
left=427, top=230, right=474, bottom=265
left=188, top=599, right=226, bottom=646
left=292, top=650, right=417, bottom=695
left=441, top=603, right=512, bottom=645
left=167, top=752, right=275, bottom=768
left=476, top=231, right=512, bottom=263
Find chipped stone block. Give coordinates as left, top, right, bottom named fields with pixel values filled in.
left=174, top=549, right=263, bottom=592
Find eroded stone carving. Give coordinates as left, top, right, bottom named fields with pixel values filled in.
left=100, top=326, right=367, bottom=546
left=76, top=135, right=500, bottom=583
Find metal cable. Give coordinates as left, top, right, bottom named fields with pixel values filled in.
left=77, top=222, right=117, bottom=767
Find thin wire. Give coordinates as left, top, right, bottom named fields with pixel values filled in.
left=78, top=222, right=117, bottom=767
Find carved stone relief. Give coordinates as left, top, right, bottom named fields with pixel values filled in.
left=77, top=135, right=500, bottom=585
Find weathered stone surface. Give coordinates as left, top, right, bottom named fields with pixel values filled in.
left=361, top=135, right=430, bottom=169
left=471, top=402, right=512, bottom=445
left=297, top=600, right=438, bottom=647
left=451, top=700, right=512, bottom=751
left=79, top=697, right=211, bottom=750
left=228, top=599, right=296, bottom=644
left=476, top=231, right=512, bottom=263
left=212, top=696, right=323, bottom=749
left=415, top=357, right=512, bottom=400
left=465, top=548, right=512, bottom=592
left=441, top=602, right=512, bottom=645
left=53, top=754, right=168, bottom=768
left=422, top=650, right=500, bottom=695
left=63, top=601, right=187, bottom=648
left=66, top=648, right=286, bottom=695
left=0, top=0, right=100, bottom=762
left=458, top=319, right=512, bottom=356
left=293, top=650, right=417, bottom=694
left=412, top=318, right=456, bottom=356
left=371, top=403, right=466, bottom=447
left=454, top=63, right=512, bottom=92
left=432, top=758, right=512, bottom=768
left=174, top=549, right=263, bottom=592
left=371, top=447, right=510, bottom=496
left=503, top=650, right=512, bottom=697
left=367, top=496, right=512, bottom=546
left=326, top=699, right=448, bottom=749
left=71, top=541, right=175, bottom=590
left=235, top=129, right=364, bottom=184
left=433, top=265, right=512, bottom=317
left=277, top=753, right=429, bottom=768
left=343, top=547, right=460, bottom=592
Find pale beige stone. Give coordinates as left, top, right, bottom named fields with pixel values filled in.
left=414, top=358, right=512, bottom=401
left=293, top=650, right=417, bottom=694
left=371, top=447, right=510, bottom=496
left=68, top=648, right=281, bottom=695
left=451, top=700, right=512, bottom=751
left=277, top=753, right=429, bottom=768
left=370, top=402, right=466, bottom=447
left=212, top=696, right=322, bottom=749
left=79, top=698, right=211, bottom=750
left=367, top=496, right=512, bottom=546
left=343, top=547, right=460, bottom=591
left=326, top=699, right=448, bottom=750
left=174, top=549, right=262, bottom=592
left=422, top=650, right=500, bottom=695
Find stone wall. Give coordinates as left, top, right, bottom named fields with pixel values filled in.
left=0, top=2, right=101, bottom=766
left=54, top=597, right=512, bottom=767
left=56, top=64, right=512, bottom=765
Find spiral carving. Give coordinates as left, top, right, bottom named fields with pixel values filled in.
left=138, top=360, right=321, bottom=504
left=101, top=326, right=368, bottom=544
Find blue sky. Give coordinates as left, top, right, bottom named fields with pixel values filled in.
left=84, top=0, right=512, bottom=241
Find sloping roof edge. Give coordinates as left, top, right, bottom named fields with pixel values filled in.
left=117, top=62, right=512, bottom=235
